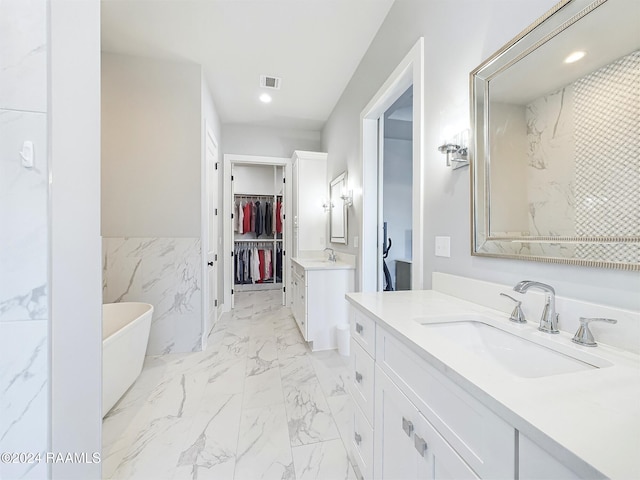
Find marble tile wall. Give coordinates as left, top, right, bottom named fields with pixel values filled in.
left=525, top=84, right=577, bottom=258
left=102, top=237, right=204, bottom=355
left=0, top=1, right=49, bottom=479
left=524, top=50, right=639, bottom=263
left=573, top=51, right=640, bottom=263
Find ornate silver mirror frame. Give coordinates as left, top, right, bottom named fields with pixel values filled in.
left=470, top=0, right=639, bottom=270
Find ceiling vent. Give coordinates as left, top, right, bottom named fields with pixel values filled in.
left=260, top=75, right=281, bottom=90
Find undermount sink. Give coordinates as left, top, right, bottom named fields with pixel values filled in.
left=418, top=316, right=611, bottom=378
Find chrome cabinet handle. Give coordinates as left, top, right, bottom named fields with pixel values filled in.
left=355, top=323, right=363, bottom=334
left=354, top=432, right=362, bottom=445
left=414, top=434, right=428, bottom=457
left=355, top=371, right=363, bottom=383
left=402, top=417, right=414, bottom=437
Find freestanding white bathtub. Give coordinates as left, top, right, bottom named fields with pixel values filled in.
left=102, top=302, right=153, bottom=417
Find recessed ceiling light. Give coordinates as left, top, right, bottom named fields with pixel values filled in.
left=564, top=51, right=586, bottom=64
left=259, top=93, right=272, bottom=103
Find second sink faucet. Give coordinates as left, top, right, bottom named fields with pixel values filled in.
left=513, top=280, right=559, bottom=334
left=324, top=247, right=337, bottom=262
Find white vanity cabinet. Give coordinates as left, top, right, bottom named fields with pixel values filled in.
left=291, top=258, right=354, bottom=350
left=349, top=305, right=515, bottom=480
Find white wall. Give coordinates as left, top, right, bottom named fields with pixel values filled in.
left=101, top=53, right=202, bottom=238
left=222, top=124, right=321, bottom=158
left=234, top=164, right=279, bottom=195
left=383, top=137, right=413, bottom=285
left=322, top=0, right=640, bottom=311
left=489, top=102, right=529, bottom=233
left=50, top=0, right=102, bottom=478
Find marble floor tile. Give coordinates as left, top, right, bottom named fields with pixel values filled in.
left=104, top=290, right=354, bottom=480
left=280, top=354, right=317, bottom=388
left=291, top=438, right=356, bottom=480
left=173, top=392, right=242, bottom=480
left=310, top=352, right=349, bottom=398
left=326, top=395, right=354, bottom=455
left=284, top=382, right=340, bottom=446
left=243, top=367, right=284, bottom=410
left=234, top=403, right=294, bottom=480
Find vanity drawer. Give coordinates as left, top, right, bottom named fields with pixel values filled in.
left=351, top=399, right=374, bottom=480
left=351, top=308, right=376, bottom=357
left=350, top=339, right=375, bottom=426
left=376, top=327, right=515, bottom=479
left=292, top=262, right=306, bottom=285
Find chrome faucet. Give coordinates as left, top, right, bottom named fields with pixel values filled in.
left=324, top=247, right=337, bottom=262
left=513, top=280, right=559, bottom=334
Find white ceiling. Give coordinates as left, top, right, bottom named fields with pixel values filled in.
left=101, top=0, right=395, bottom=131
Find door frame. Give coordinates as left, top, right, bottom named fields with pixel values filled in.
left=360, top=37, right=425, bottom=292
left=202, top=124, right=219, bottom=350
left=223, top=154, right=292, bottom=311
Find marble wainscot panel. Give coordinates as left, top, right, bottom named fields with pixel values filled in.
left=0, top=0, right=47, bottom=113
left=0, top=321, right=48, bottom=480
left=0, top=1, right=49, bottom=479
left=0, top=110, right=48, bottom=322
left=103, top=237, right=203, bottom=355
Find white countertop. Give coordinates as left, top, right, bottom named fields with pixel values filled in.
left=291, top=257, right=355, bottom=270
left=346, top=290, right=640, bottom=479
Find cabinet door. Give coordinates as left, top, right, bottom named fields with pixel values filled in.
left=375, top=366, right=430, bottom=480
left=375, top=367, right=480, bottom=480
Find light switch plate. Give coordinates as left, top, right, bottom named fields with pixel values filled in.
left=435, top=236, right=451, bottom=257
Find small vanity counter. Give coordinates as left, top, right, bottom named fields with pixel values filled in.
left=291, top=257, right=356, bottom=271
left=290, top=257, right=355, bottom=351
left=346, top=289, right=640, bottom=479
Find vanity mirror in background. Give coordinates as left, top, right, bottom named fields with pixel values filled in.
left=471, top=0, right=639, bottom=270
left=330, top=171, right=348, bottom=244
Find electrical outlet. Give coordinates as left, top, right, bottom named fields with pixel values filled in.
left=435, top=236, right=451, bottom=257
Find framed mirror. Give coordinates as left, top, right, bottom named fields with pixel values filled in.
left=330, top=172, right=348, bottom=244
left=471, top=0, right=639, bottom=270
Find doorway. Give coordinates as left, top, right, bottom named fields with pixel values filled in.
left=360, top=38, right=424, bottom=292
left=223, top=154, right=292, bottom=311
left=380, top=86, right=413, bottom=291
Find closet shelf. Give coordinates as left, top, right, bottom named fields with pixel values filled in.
left=234, top=193, right=283, bottom=198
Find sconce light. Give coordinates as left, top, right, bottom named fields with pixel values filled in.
left=322, top=199, right=332, bottom=212
left=438, top=130, right=469, bottom=170
left=340, top=189, right=353, bottom=207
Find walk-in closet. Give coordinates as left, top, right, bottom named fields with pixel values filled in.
left=225, top=157, right=291, bottom=308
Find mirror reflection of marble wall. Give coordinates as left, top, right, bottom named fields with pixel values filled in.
left=489, top=50, right=639, bottom=261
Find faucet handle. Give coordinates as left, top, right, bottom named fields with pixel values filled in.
left=500, top=293, right=527, bottom=324
left=572, top=317, right=617, bottom=347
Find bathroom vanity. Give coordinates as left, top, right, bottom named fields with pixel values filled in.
left=346, top=275, right=640, bottom=479
left=291, top=257, right=355, bottom=350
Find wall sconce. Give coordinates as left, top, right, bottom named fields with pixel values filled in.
left=340, top=189, right=353, bottom=207
left=322, top=199, right=332, bottom=212
left=438, top=129, right=469, bottom=170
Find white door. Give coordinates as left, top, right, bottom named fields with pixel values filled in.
left=205, top=128, right=219, bottom=341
